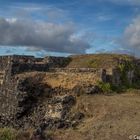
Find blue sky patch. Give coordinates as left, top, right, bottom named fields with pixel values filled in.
left=0, top=0, right=140, bottom=56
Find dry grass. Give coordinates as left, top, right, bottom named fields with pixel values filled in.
left=0, top=128, right=34, bottom=140
left=67, top=54, right=134, bottom=69
left=52, top=92, right=140, bottom=140
left=42, top=72, right=100, bottom=89
left=17, top=71, right=100, bottom=89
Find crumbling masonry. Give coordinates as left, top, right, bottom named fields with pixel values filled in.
left=0, top=55, right=136, bottom=129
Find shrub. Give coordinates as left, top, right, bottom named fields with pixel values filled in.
left=0, top=128, right=16, bottom=140
left=97, top=81, right=112, bottom=93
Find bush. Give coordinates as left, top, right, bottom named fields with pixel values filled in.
left=0, top=128, right=16, bottom=140
left=97, top=81, right=112, bottom=93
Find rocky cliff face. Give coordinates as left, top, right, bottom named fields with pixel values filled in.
left=0, top=73, right=85, bottom=131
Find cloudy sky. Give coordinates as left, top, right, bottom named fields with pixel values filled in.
left=0, top=0, right=140, bottom=57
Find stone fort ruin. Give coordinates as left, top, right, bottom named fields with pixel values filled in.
left=0, top=55, right=113, bottom=87
left=0, top=54, right=137, bottom=129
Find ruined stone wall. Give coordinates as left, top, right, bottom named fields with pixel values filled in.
left=0, top=56, right=12, bottom=86
left=0, top=54, right=137, bottom=88
left=11, top=55, right=35, bottom=64
left=48, top=68, right=107, bottom=83
left=106, top=68, right=135, bottom=86
left=0, top=55, right=138, bottom=129
left=49, top=68, right=102, bottom=73
left=43, top=56, right=71, bottom=68
left=0, top=55, right=73, bottom=125
left=11, top=63, right=49, bottom=75
left=0, top=77, right=18, bottom=126
left=0, top=55, right=71, bottom=85
left=0, top=56, right=12, bottom=70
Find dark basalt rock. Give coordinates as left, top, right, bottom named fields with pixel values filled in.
left=62, top=95, right=76, bottom=106
left=84, top=85, right=101, bottom=94
left=0, top=72, right=86, bottom=131
left=72, top=84, right=102, bottom=95
left=4, top=76, right=81, bottom=130
left=72, top=112, right=85, bottom=121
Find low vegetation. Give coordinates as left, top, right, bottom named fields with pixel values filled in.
left=0, top=128, right=46, bottom=140
left=95, top=56, right=140, bottom=93
left=0, top=128, right=16, bottom=140
left=97, top=81, right=112, bottom=93
left=67, top=54, right=134, bottom=69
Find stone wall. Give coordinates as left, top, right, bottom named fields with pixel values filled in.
left=43, top=56, right=71, bottom=68
left=0, top=71, right=5, bottom=85
left=0, top=54, right=136, bottom=88
left=11, top=63, right=49, bottom=75
left=0, top=56, right=11, bottom=71
left=49, top=68, right=102, bottom=73
left=0, top=54, right=137, bottom=89
left=0, top=55, right=72, bottom=127
left=0, top=78, right=18, bottom=126
left=0, top=55, right=71, bottom=86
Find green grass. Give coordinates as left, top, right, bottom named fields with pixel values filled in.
left=97, top=81, right=113, bottom=93
left=0, top=128, right=16, bottom=140
left=0, top=128, right=52, bottom=140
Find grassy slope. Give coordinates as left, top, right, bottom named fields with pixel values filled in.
left=67, top=54, right=135, bottom=69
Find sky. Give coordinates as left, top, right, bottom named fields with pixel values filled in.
left=0, top=0, right=140, bottom=57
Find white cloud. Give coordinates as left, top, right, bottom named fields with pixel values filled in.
left=6, top=18, right=17, bottom=23
left=0, top=18, right=90, bottom=54
left=79, top=0, right=140, bottom=6
left=100, top=0, right=140, bottom=5
left=123, top=16, right=140, bottom=50
left=97, top=14, right=112, bottom=21
left=0, top=3, right=71, bottom=23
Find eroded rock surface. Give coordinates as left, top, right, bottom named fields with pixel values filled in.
left=0, top=74, right=85, bottom=131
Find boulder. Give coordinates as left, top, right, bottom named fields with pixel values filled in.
left=84, top=85, right=101, bottom=94
left=72, top=84, right=101, bottom=95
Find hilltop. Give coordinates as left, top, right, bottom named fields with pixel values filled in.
left=67, top=54, right=135, bottom=69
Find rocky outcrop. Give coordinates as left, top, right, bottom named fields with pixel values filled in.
left=72, top=84, right=101, bottom=95
left=0, top=74, right=85, bottom=131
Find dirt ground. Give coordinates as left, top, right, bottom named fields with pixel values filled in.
left=52, top=92, right=140, bottom=140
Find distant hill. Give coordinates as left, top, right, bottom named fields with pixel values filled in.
left=67, top=54, right=135, bottom=69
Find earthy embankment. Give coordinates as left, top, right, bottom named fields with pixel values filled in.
left=52, top=92, right=140, bottom=140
